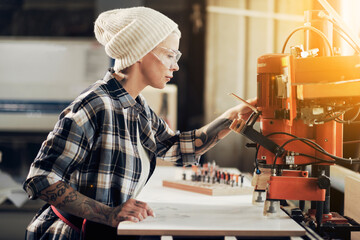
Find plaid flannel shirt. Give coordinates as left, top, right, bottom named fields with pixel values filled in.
left=23, top=72, right=199, bottom=239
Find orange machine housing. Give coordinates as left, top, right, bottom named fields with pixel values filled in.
left=256, top=53, right=360, bottom=201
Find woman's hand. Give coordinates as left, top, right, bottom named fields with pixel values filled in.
left=224, top=98, right=257, bottom=121
left=109, top=199, right=155, bottom=227
left=238, top=98, right=257, bottom=120
left=228, top=98, right=257, bottom=134
left=39, top=181, right=156, bottom=228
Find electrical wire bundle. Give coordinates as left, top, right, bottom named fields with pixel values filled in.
left=253, top=131, right=360, bottom=173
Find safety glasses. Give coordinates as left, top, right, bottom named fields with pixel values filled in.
left=151, top=47, right=182, bottom=69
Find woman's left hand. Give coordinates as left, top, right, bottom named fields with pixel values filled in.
left=227, top=98, right=257, bottom=133
left=225, top=98, right=257, bottom=121
left=237, top=98, right=257, bottom=120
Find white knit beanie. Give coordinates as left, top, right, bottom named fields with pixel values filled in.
left=94, top=7, right=181, bottom=72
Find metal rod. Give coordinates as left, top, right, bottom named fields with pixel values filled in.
left=317, top=0, right=360, bottom=50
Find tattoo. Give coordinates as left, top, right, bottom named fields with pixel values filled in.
left=112, top=205, right=125, bottom=223
left=80, top=199, right=112, bottom=222
left=115, top=216, right=128, bottom=222
left=40, top=181, right=71, bottom=203
left=40, top=181, right=117, bottom=226
left=195, top=118, right=232, bottom=154
left=56, top=190, right=78, bottom=208
left=135, top=200, right=144, bottom=208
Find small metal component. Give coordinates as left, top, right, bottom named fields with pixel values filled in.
left=290, top=45, right=319, bottom=58
left=285, top=155, right=295, bottom=165
left=275, top=74, right=288, bottom=98
left=300, top=48, right=319, bottom=58
left=271, top=168, right=277, bottom=176
left=252, top=190, right=266, bottom=205
left=290, top=45, right=303, bottom=57
left=182, top=172, right=186, bottom=180
left=267, top=202, right=277, bottom=213
left=263, top=200, right=280, bottom=217
left=312, top=107, right=324, bottom=115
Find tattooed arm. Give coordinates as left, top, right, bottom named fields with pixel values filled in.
left=194, top=99, right=257, bottom=155
left=39, top=181, right=154, bottom=227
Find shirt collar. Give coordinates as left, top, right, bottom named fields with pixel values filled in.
left=103, top=72, right=145, bottom=111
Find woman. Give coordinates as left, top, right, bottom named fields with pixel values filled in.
left=23, top=7, right=256, bottom=240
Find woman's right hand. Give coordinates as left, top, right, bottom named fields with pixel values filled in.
left=109, top=199, right=155, bottom=227
left=39, top=181, right=155, bottom=228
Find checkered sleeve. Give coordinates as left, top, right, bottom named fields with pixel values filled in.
left=153, top=115, right=200, bottom=166
left=23, top=108, right=91, bottom=200
left=178, top=130, right=201, bottom=165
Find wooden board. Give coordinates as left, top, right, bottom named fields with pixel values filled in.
left=345, top=175, right=360, bottom=240
left=162, top=180, right=253, bottom=196
left=117, top=202, right=305, bottom=237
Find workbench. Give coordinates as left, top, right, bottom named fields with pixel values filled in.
left=117, top=166, right=306, bottom=239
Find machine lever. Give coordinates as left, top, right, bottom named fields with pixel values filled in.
left=241, top=116, right=285, bottom=156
